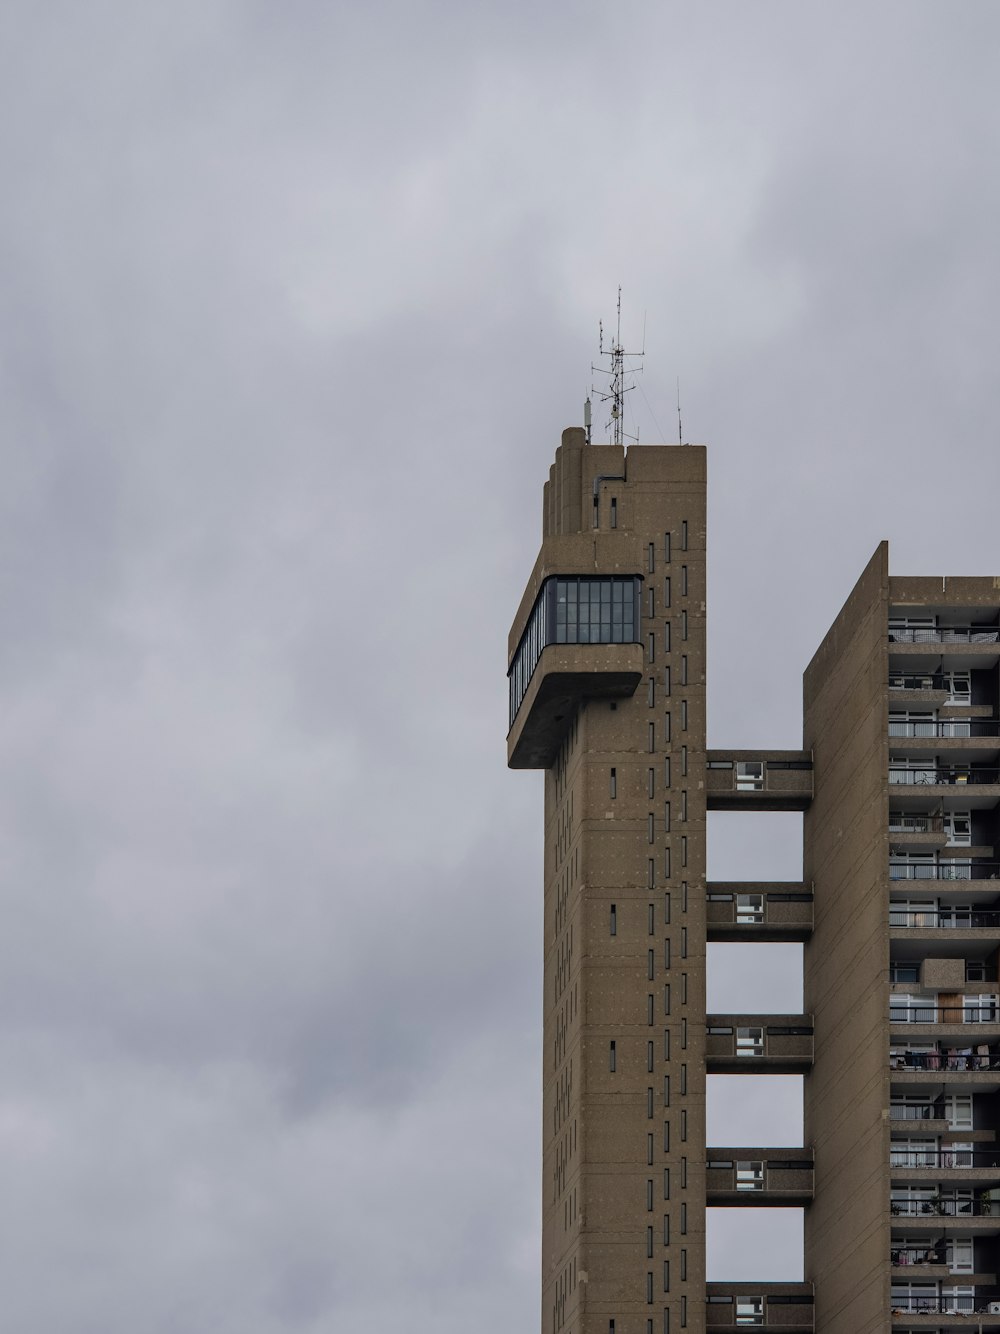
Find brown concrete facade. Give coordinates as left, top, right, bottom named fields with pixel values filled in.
left=510, top=432, right=707, bottom=1334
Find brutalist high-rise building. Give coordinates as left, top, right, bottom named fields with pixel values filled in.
left=507, top=428, right=1000, bottom=1334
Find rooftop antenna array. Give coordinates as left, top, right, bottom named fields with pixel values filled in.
left=588, top=287, right=644, bottom=447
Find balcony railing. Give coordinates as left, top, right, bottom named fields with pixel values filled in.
left=891, top=1005, right=999, bottom=1024
left=891, top=1246, right=952, bottom=1266
left=891, top=1149, right=1000, bottom=1169
left=892, top=1049, right=1000, bottom=1071
left=890, top=767, right=1000, bottom=786
left=890, top=862, right=999, bottom=882
left=890, top=1296, right=994, bottom=1314
left=891, top=908, right=1000, bottom=926
left=890, top=721, right=1000, bottom=738
left=892, top=1197, right=996, bottom=1219
left=889, top=627, right=1000, bottom=644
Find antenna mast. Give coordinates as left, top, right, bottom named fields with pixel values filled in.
left=591, top=287, right=644, bottom=447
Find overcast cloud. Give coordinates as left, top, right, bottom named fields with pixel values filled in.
left=2, top=2, right=1000, bottom=1330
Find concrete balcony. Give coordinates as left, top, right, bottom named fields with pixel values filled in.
left=706, top=1283, right=814, bottom=1331
left=706, top=751, right=813, bottom=811
left=507, top=641, right=643, bottom=768
left=706, top=1147, right=814, bottom=1205
left=706, top=1015, right=814, bottom=1073
left=706, top=884, right=813, bottom=941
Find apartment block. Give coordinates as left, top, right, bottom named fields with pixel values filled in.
left=507, top=428, right=1000, bottom=1334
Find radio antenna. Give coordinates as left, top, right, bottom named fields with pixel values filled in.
left=591, top=287, right=644, bottom=447
left=676, top=377, right=683, bottom=445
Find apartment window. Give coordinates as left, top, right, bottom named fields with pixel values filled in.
left=663, top=1074, right=670, bottom=1105
left=736, top=894, right=764, bottom=923
left=680, top=565, right=688, bottom=596
left=648, top=632, right=655, bottom=662
left=610, top=497, right=617, bottom=528
left=647, top=993, right=654, bottom=1024
left=664, top=533, right=671, bottom=562
left=663, top=711, right=671, bottom=743
left=735, top=1297, right=763, bottom=1326
left=663, top=1213, right=670, bottom=1244
left=664, top=847, right=671, bottom=878
left=680, top=700, right=687, bottom=731
left=681, top=974, right=688, bottom=1004
left=681, top=1017, right=687, bottom=1049
left=663, top=1121, right=670, bottom=1152
left=648, top=859, right=656, bottom=890
left=680, top=1063, right=687, bottom=1095
left=681, top=610, right=688, bottom=641
left=648, top=767, right=656, bottom=798
left=610, top=767, right=617, bottom=799
left=610, top=904, right=617, bottom=936
left=663, top=1030, right=670, bottom=1060
left=646, top=1225, right=654, bottom=1258
left=646, top=1273, right=653, bottom=1304
left=647, top=1132, right=655, bottom=1165
left=663, top=577, right=671, bottom=608
left=664, top=802, right=671, bottom=834
left=681, top=521, right=688, bottom=551
left=680, top=1203, right=687, bottom=1235
left=663, top=1261, right=670, bottom=1293
left=664, top=939, right=671, bottom=969
left=663, top=666, right=671, bottom=697
left=680, top=656, right=688, bottom=685
left=646, top=1179, right=654, bottom=1210
left=648, top=904, right=656, bottom=935
left=649, top=722, right=656, bottom=753
left=647, top=586, right=655, bottom=618
left=663, top=622, right=671, bottom=653
left=737, top=1027, right=764, bottom=1056
left=663, top=894, right=671, bottom=925
left=680, top=1249, right=687, bottom=1281
left=648, top=675, right=655, bottom=707
left=664, top=757, right=671, bottom=786
left=681, top=836, right=687, bottom=866
left=681, top=881, right=688, bottom=912
left=647, top=1041, right=655, bottom=1072
left=648, top=813, right=656, bottom=844
left=681, top=927, right=687, bottom=958
left=736, top=1161, right=764, bottom=1191
left=681, top=746, right=687, bottom=777
left=680, top=1109, right=687, bottom=1141
left=648, top=949, right=656, bottom=980
left=664, top=1168, right=670, bottom=1199
left=664, top=984, right=670, bottom=1015
left=648, top=543, right=655, bottom=573
left=736, top=761, right=764, bottom=791
left=647, top=1087, right=654, bottom=1118
left=681, top=1156, right=687, bottom=1188
left=680, top=790, right=688, bottom=821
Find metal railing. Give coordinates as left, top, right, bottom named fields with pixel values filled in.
left=889, top=626, right=1000, bottom=644
left=891, top=1005, right=1000, bottom=1024
left=889, top=862, right=999, bottom=882
left=891, top=1246, right=950, bottom=1266
left=890, top=1295, right=989, bottom=1313
left=891, top=1051, right=1000, bottom=1071
left=890, top=1149, right=1000, bottom=1168
left=892, top=1198, right=995, bottom=1219
left=890, top=907, right=1000, bottom=926
left=890, top=767, right=1000, bottom=786
left=890, top=721, right=1000, bottom=738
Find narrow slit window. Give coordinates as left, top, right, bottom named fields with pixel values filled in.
left=680, top=700, right=687, bottom=731
left=681, top=521, right=688, bottom=551
left=680, top=656, right=688, bottom=686
left=664, top=711, right=671, bottom=743
left=647, top=586, right=655, bottom=617
left=610, top=497, right=617, bottom=528
left=610, top=904, right=617, bottom=936
left=647, top=993, right=654, bottom=1024
left=648, top=948, right=656, bottom=980
left=648, top=858, right=656, bottom=890
left=663, top=666, right=671, bottom=697
left=648, top=812, right=655, bottom=844
left=680, top=565, right=687, bottom=596
left=681, top=610, right=688, bottom=641
left=648, top=542, right=655, bottom=573
left=648, top=632, right=655, bottom=662
left=664, top=533, right=671, bottom=562
left=648, top=676, right=655, bottom=707
left=663, top=577, right=671, bottom=608
left=610, top=767, right=617, bottom=799
left=648, top=722, right=656, bottom=753
left=647, top=1041, right=654, bottom=1073
left=609, top=1040, right=616, bottom=1073
left=663, top=846, right=671, bottom=878
left=648, top=903, right=656, bottom=935
left=648, top=767, right=655, bottom=798
left=664, top=802, right=671, bottom=834
left=647, top=1132, right=654, bottom=1164
left=663, top=622, right=671, bottom=653
left=663, top=1073, right=670, bottom=1105
left=663, top=983, right=670, bottom=1015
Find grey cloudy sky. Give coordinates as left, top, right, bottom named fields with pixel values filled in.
left=2, top=2, right=1000, bottom=1329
